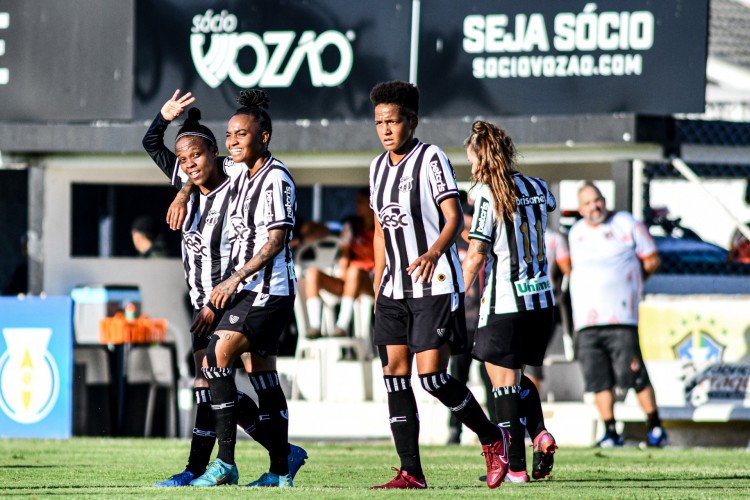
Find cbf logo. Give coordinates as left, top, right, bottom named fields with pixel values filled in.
left=190, top=9, right=355, bottom=89
left=378, top=203, right=409, bottom=229
left=0, top=328, right=60, bottom=424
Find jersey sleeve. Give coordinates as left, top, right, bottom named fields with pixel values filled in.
left=426, top=147, right=459, bottom=204
left=468, top=186, right=495, bottom=243
left=264, top=170, right=296, bottom=231
left=141, top=112, right=182, bottom=189
left=545, top=184, right=557, bottom=213
left=632, top=216, right=657, bottom=259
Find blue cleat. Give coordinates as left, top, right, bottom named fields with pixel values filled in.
left=246, top=471, right=293, bottom=488
left=189, top=459, right=239, bottom=486
left=153, top=470, right=194, bottom=487
left=288, top=444, right=308, bottom=479
left=595, top=434, right=624, bottom=448
left=647, top=426, right=668, bottom=447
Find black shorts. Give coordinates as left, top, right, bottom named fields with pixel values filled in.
left=575, top=325, right=651, bottom=393
left=214, top=290, right=295, bottom=358
left=373, top=292, right=467, bottom=354
left=191, top=307, right=222, bottom=354
left=472, top=307, right=554, bottom=369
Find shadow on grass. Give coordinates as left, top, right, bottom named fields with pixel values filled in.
left=0, top=465, right=60, bottom=469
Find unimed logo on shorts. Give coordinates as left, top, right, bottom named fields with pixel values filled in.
left=190, top=9, right=355, bottom=89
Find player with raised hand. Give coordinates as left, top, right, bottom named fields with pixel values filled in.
left=194, top=89, right=299, bottom=489
left=142, top=90, right=306, bottom=487
left=368, top=81, right=510, bottom=490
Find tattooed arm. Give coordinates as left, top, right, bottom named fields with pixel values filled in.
left=462, top=238, right=490, bottom=290
left=210, top=228, right=287, bottom=309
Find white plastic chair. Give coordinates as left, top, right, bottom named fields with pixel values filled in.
left=126, top=345, right=177, bottom=437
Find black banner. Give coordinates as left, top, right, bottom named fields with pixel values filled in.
left=135, top=0, right=412, bottom=120
left=418, top=0, right=708, bottom=117
left=0, top=0, right=134, bottom=121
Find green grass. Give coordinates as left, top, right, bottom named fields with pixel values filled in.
left=1, top=438, right=749, bottom=498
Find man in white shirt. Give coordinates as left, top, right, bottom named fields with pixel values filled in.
left=564, top=183, right=667, bottom=448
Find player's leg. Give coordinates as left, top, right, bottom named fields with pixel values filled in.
left=369, top=295, right=425, bottom=489
left=304, top=267, right=343, bottom=338
left=333, top=267, right=372, bottom=336
left=414, top=294, right=508, bottom=489
left=446, top=349, right=472, bottom=444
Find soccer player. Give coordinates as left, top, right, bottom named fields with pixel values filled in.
left=194, top=89, right=299, bottom=488
left=368, top=81, right=509, bottom=490
left=462, top=120, right=558, bottom=482
left=143, top=90, right=305, bottom=487
left=565, top=182, right=666, bottom=448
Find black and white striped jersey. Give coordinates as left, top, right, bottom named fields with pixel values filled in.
left=369, top=140, right=464, bottom=299
left=468, top=173, right=557, bottom=320
left=226, top=155, right=297, bottom=299
left=142, top=112, right=240, bottom=309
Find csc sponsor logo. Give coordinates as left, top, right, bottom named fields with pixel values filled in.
left=190, top=9, right=355, bottom=89
left=184, top=231, right=209, bottom=257
left=378, top=203, right=409, bottom=229
left=230, top=215, right=250, bottom=241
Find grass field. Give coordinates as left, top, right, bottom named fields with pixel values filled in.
left=1, top=438, right=749, bottom=498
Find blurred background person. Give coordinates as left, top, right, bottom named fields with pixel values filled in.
left=131, top=215, right=167, bottom=258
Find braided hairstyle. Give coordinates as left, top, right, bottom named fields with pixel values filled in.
left=369, top=80, right=419, bottom=118
left=175, top=107, right=217, bottom=147
left=234, top=89, right=272, bottom=145
left=465, top=120, right=518, bottom=223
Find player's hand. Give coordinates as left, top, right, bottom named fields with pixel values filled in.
left=190, top=306, right=216, bottom=337
left=406, top=250, right=440, bottom=284
left=160, top=89, right=195, bottom=122
left=167, top=194, right=188, bottom=230
left=210, top=275, right=242, bottom=310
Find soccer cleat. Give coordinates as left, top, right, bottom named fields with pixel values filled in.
left=532, top=430, right=557, bottom=480
left=246, top=472, right=293, bottom=488
left=595, top=434, right=624, bottom=448
left=189, top=459, right=238, bottom=486
left=153, top=470, right=194, bottom=487
left=647, top=426, right=668, bottom=447
left=288, top=444, right=308, bottom=479
left=505, top=470, right=530, bottom=483
left=370, top=467, right=428, bottom=489
left=481, top=427, right=510, bottom=489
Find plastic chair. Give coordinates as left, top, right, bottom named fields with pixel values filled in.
left=126, top=345, right=178, bottom=437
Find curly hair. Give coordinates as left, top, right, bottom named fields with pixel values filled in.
left=233, top=89, right=272, bottom=143
left=464, top=120, right=518, bottom=222
left=175, top=107, right=217, bottom=147
left=369, top=80, right=419, bottom=117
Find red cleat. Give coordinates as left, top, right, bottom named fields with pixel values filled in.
left=482, top=427, right=510, bottom=489
left=532, top=430, right=557, bottom=480
left=370, top=467, right=427, bottom=489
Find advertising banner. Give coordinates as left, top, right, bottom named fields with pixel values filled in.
left=0, top=0, right=133, bottom=121
left=135, top=0, right=412, bottom=120
left=0, top=297, right=73, bottom=438
left=640, top=295, right=750, bottom=406
left=418, top=0, right=708, bottom=117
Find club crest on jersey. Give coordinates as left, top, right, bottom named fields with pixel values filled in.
left=205, top=209, right=220, bottom=226
left=378, top=203, right=409, bottom=229
left=430, top=160, right=447, bottom=193
left=398, top=176, right=413, bottom=192
left=184, top=231, right=209, bottom=257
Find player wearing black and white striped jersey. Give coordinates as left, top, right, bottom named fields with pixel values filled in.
left=198, top=89, right=300, bottom=489
left=368, top=82, right=509, bottom=491
left=369, top=141, right=464, bottom=299
left=462, top=121, right=557, bottom=483
left=469, top=175, right=556, bottom=321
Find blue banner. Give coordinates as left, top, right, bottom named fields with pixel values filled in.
left=0, top=296, right=73, bottom=438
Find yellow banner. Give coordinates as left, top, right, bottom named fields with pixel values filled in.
left=639, top=295, right=750, bottom=363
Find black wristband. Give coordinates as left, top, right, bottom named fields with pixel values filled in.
left=206, top=301, right=221, bottom=314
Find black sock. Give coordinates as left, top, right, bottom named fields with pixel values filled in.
left=493, top=385, right=525, bottom=473
left=384, top=375, right=422, bottom=478
left=249, top=371, right=290, bottom=476
left=236, top=391, right=272, bottom=451
left=420, top=371, right=501, bottom=446
left=185, top=388, right=216, bottom=476
left=519, top=375, right=545, bottom=440
left=203, top=367, right=237, bottom=465
left=646, top=410, right=662, bottom=430
left=605, top=418, right=618, bottom=437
